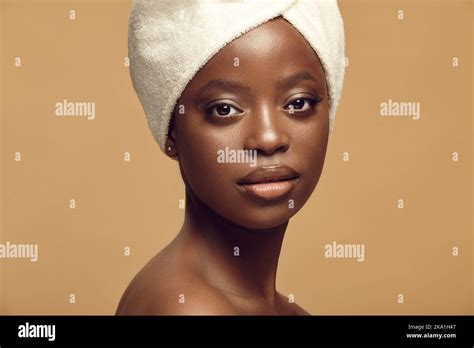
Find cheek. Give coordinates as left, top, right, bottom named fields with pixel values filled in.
left=293, top=112, right=329, bottom=196
left=176, top=118, right=239, bottom=205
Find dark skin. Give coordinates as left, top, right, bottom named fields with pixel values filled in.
left=116, top=16, right=329, bottom=315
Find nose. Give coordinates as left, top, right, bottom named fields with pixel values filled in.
left=243, top=105, right=290, bottom=156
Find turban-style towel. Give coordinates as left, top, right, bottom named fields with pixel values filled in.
left=128, top=0, right=346, bottom=153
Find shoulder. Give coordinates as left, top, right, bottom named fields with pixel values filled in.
left=116, top=255, right=237, bottom=315
left=277, top=293, right=311, bottom=316
left=294, top=304, right=311, bottom=315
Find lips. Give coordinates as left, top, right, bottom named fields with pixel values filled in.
left=236, top=165, right=300, bottom=201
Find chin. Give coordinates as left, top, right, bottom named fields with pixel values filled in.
left=223, top=206, right=297, bottom=230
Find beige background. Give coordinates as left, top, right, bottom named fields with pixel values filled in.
left=0, top=0, right=472, bottom=314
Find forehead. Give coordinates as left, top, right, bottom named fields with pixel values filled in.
left=182, top=17, right=326, bottom=95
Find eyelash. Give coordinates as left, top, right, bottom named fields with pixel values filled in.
left=206, top=103, right=243, bottom=118
left=283, top=97, right=321, bottom=114
left=205, top=97, right=321, bottom=118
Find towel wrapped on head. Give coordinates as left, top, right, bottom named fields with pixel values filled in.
left=128, top=0, right=346, bottom=153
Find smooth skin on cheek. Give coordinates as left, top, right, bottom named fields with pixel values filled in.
left=168, top=17, right=329, bottom=229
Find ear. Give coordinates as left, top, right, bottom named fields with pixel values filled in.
left=165, top=116, right=179, bottom=160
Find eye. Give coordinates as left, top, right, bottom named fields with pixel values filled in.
left=206, top=103, right=243, bottom=117
left=284, top=97, right=320, bottom=114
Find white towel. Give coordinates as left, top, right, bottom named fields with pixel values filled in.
left=128, top=0, right=346, bottom=153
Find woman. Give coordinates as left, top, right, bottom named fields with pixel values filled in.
left=117, top=0, right=345, bottom=315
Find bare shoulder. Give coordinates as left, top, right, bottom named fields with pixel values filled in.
left=116, top=253, right=237, bottom=315
left=277, top=292, right=311, bottom=316
left=294, top=304, right=311, bottom=315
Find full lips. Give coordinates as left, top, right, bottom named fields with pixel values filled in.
left=236, top=178, right=299, bottom=201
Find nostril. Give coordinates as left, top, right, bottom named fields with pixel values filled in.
left=255, top=144, right=289, bottom=157
left=244, top=119, right=290, bottom=156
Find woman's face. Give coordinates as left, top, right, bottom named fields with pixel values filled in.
left=169, top=17, right=329, bottom=229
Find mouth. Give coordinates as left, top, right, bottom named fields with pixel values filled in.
left=236, top=165, right=300, bottom=201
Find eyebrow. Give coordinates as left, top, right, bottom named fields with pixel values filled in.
left=197, top=70, right=319, bottom=98
left=198, top=79, right=253, bottom=98
left=275, top=70, right=319, bottom=91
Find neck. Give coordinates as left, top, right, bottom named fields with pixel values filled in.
left=177, top=188, right=288, bottom=305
